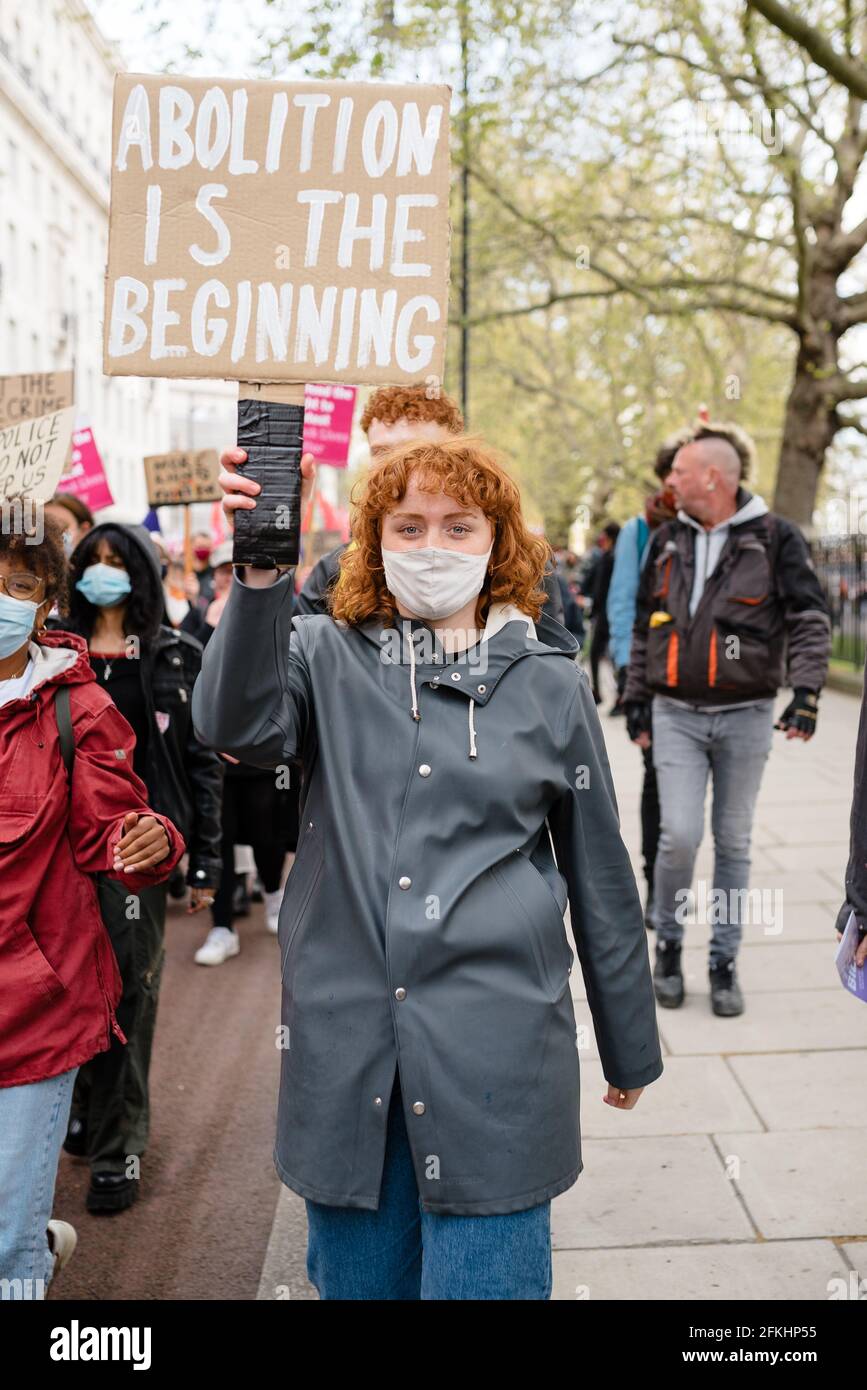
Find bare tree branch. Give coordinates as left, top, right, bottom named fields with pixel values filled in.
left=466, top=161, right=798, bottom=321
left=457, top=285, right=799, bottom=329
left=837, top=289, right=867, bottom=330
left=826, top=375, right=867, bottom=403
left=837, top=411, right=867, bottom=437
left=745, top=0, right=867, bottom=99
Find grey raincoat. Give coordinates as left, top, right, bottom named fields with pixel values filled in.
left=192, top=572, right=663, bottom=1215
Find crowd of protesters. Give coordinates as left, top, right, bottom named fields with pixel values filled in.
left=1, top=381, right=864, bottom=1304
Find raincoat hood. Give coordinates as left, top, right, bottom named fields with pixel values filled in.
left=2, top=628, right=96, bottom=715
left=355, top=601, right=580, bottom=757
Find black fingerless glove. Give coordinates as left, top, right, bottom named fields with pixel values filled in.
left=625, top=700, right=652, bottom=742
left=775, top=688, right=819, bottom=736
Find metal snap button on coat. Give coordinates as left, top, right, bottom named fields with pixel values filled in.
left=418, top=764, right=431, bottom=777
left=394, top=987, right=406, bottom=1000
left=477, top=684, right=487, bottom=693
left=374, top=1096, right=382, bottom=1106
left=450, top=672, right=461, bottom=681
left=398, top=876, right=412, bottom=889
left=412, top=1101, right=425, bottom=1115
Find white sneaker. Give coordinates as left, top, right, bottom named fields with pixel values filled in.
left=194, top=926, right=240, bottom=966
left=264, top=889, right=283, bottom=935
left=47, top=1220, right=77, bottom=1284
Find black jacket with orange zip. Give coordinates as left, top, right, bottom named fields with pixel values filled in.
left=623, top=488, right=831, bottom=707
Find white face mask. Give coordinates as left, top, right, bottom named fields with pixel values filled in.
left=381, top=543, right=493, bottom=621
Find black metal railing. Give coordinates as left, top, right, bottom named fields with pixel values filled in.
left=812, top=534, right=867, bottom=669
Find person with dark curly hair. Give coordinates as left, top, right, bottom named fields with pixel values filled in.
left=60, top=523, right=223, bottom=1214
left=193, top=434, right=662, bottom=1301
left=0, top=507, right=183, bottom=1296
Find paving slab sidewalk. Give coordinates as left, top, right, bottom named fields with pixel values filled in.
left=553, top=687, right=866, bottom=1301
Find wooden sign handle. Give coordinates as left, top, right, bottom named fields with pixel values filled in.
left=183, top=504, right=193, bottom=580
left=238, top=382, right=305, bottom=408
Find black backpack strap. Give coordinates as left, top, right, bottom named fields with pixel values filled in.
left=54, top=685, right=75, bottom=780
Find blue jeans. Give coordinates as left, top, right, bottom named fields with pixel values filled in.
left=651, top=696, right=775, bottom=964
left=305, top=1073, right=552, bottom=1300
left=0, top=1067, right=78, bottom=1298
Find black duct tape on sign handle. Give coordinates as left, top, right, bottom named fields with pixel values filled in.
left=232, top=400, right=304, bottom=569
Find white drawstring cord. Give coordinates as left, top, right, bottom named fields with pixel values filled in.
left=406, top=625, right=477, bottom=752
left=408, top=629, right=420, bottom=721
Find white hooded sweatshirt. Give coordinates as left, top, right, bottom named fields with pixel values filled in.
left=678, top=491, right=769, bottom=618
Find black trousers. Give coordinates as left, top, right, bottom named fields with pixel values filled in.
left=640, top=743, right=661, bottom=894
left=70, top=877, right=168, bottom=1173
left=212, top=772, right=289, bottom=928
left=589, top=619, right=610, bottom=701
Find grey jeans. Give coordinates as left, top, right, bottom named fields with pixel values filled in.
left=650, top=695, right=775, bottom=964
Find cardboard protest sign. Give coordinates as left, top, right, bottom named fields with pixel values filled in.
left=103, top=74, right=451, bottom=387
left=0, top=406, right=77, bottom=501
left=143, top=448, right=221, bottom=506
left=58, top=426, right=115, bottom=512
left=0, top=371, right=74, bottom=429
left=303, top=383, right=356, bottom=467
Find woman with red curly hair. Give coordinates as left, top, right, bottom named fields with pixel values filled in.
left=194, top=433, right=662, bottom=1301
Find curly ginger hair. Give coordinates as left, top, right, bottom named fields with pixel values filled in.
left=359, top=382, right=464, bottom=435
left=330, top=436, right=551, bottom=628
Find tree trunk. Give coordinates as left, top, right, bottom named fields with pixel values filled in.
left=772, top=265, right=841, bottom=529
left=772, top=355, right=837, bottom=527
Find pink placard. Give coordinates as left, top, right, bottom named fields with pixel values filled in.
left=303, top=384, right=357, bottom=468
left=58, top=426, right=115, bottom=512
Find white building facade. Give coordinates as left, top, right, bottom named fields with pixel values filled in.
left=0, top=0, right=237, bottom=524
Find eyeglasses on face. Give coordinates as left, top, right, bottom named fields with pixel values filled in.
left=0, top=571, right=46, bottom=601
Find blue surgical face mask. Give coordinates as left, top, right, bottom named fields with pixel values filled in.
left=0, top=591, right=38, bottom=660
left=75, top=562, right=132, bottom=608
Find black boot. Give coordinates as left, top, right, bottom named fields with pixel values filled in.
left=653, top=940, right=684, bottom=1008
left=709, top=958, right=744, bottom=1017
left=63, top=1116, right=88, bottom=1157
left=86, top=1172, right=139, bottom=1214
left=167, top=866, right=187, bottom=900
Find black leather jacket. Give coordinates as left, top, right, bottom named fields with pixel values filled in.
left=625, top=491, right=830, bottom=706
left=141, top=623, right=224, bottom=888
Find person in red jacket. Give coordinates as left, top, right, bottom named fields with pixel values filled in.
left=0, top=511, right=183, bottom=1300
